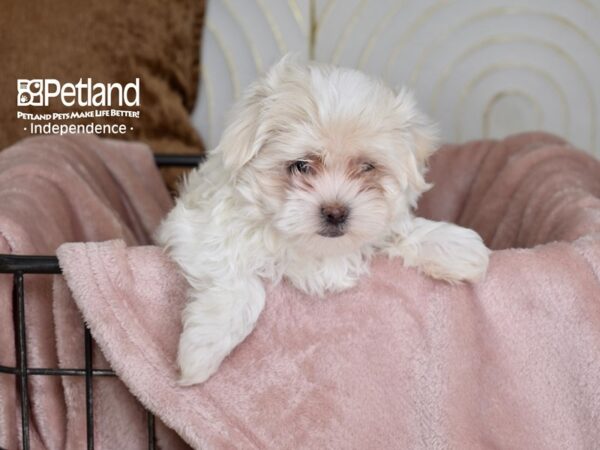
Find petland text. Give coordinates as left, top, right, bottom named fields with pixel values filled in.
left=17, top=78, right=140, bottom=107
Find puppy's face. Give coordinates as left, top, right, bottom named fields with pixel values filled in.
left=247, top=123, right=408, bottom=256
left=217, top=59, right=437, bottom=256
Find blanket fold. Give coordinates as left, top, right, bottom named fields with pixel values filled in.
left=55, top=133, right=600, bottom=449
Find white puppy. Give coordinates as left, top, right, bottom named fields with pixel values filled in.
left=157, top=58, right=490, bottom=386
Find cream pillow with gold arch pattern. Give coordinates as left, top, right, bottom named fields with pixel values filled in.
left=192, top=0, right=600, bottom=158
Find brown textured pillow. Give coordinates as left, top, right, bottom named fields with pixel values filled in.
left=0, top=0, right=205, bottom=189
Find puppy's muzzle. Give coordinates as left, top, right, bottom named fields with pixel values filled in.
left=319, top=204, right=349, bottom=237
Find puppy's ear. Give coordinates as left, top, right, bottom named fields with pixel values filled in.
left=395, top=88, right=439, bottom=206
left=217, top=81, right=270, bottom=175
left=217, top=55, right=298, bottom=175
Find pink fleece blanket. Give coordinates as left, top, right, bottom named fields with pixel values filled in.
left=0, top=136, right=187, bottom=449
left=54, top=133, right=600, bottom=449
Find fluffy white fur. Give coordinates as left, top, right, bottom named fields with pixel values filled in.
left=156, top=57, right=490, bottom=386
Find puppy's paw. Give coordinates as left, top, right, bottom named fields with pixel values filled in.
left=389, top=218, right=490, bottom=284
left=177, top=329, right=231, bottom=386
left=176, top=282, right=266, bottom=386
left=417, top=225, right=490, bottom=283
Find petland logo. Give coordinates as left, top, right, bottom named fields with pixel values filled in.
left=17, top=78, right=140, bottom=107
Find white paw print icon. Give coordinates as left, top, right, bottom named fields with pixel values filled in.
left=17, top=80, right=44, bottom=106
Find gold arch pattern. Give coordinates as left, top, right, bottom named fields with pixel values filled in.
left=481, top=90, right=544, bottom=138
left=431, top=35, right=596, bottom=150
left=195, top=0, right=600, bottom=155
left=408, top=6, right=600, bottom=87
left=454, top=64, right=570, bottom=141
left=331, top=0, right=368, bottom=64
left=320, top=0, right=599, bottom=155
left=222, top=0, right=265, bottom=73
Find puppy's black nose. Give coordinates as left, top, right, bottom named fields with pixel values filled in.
left=321, top=204, right=349, bottom=226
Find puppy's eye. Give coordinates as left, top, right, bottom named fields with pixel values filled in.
left=361, top=162, right=376, bottom=172
left=289, top=160, right=311, bottom=174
